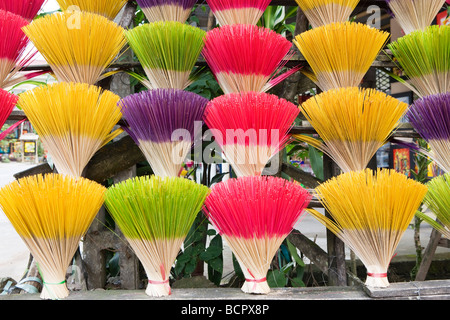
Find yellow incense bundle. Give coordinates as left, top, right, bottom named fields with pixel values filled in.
left=294, top=0, right=360, bottom=28
left=56, top=0, right=128, bottom=20
left=0, top=174, right=106, bottom=299
left=293, top=22, right=389, bottom=91
left=308, top=169, right=428, bottom=288
left=22, top=11, right=127, bottom=85
left=294, top=87, right=408, bottom=173
left=18, top=82, right=122, bottom=178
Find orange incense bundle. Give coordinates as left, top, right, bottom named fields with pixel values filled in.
left=293, top=22, right=389, bottom=91
left=18, top=82, right=123, bottom=178
left=308, top=169, right=428, bottom=288
left=294, top=0, right=360, bottom=28
left=294, top=87, right=408, bottom=173
left=22, top=11, right=127, bottom=85
left=0, top=174, right=106, bottom=299
left=204, top=176, right=312, bottom=294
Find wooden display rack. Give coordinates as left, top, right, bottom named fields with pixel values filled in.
left=5, top=0, right=449, bottom=299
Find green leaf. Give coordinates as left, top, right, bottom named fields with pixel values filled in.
left=267, top=270, right=286, bottom=288
left=290, top=277, right=306, bottom=287
left=184, top=257, right=197, bottom=274
left=286, top=239, right=305, bottom=268
left=308, top=145, right=324, bottom=181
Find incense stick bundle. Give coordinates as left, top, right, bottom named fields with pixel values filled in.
left=105, top=176, right=210, bottom=297
left=388, top=25, right=450, bottom=97
left=206, top=0, right=272, bottom=26
left=56, top=0, right=128, bottom=20
left=407, top=92, right=450, bottom=173
left=0, top=89, right=19, bottom=130
left=22, top=11, right=127, bottom=85
left=416, top=173, right=450, bottom=239
left=0, top=89, right=22, bottom=141
left=18, top=82, right=123, bottom=178
left=0, top=9, right=38, bottom=88
left=293, top=22, right=389, bottom=91
left=119, top=89, right=208, bottom=177
left=0, top=0, right=46, bottom=21
left=204, top=92, right=299, bottom=177
left=294, top=0, right=360, bottom=28
left=308, top=169, right=428, bottom=288
left=386, top=0, right=446, bottom=35
left=0, top=173, right=106, bottom=299
left=136, top=0, right=198, bottom=23
left=202, top=24, right=300, bottom=94
left=125, top=21, right=206, bottom=90
left=293, top=87, right=408, bottom=173
left=203, top=176, right=312, bottom=294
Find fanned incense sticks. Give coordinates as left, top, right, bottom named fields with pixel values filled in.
left=203, top=176, right=312, bottom=294
left=105, top=176, right=210, bottom=297
left=203, top=24, right=300, bottom=94
left=407, top=92, right=450, bottom=173
left=386, top=0, right=446, bottom=35
left=0, top=89, right=19, bottom=131
left=125, top=21, right=206, bottom=90
left=18, top=82, right=123, bottom=178
left=388, top=25, right=450, bottom=97
left=22, top=11, right=127, bottom=85
left=206, top=0, right=272, bottom=26
left=204, top=92, right=299, bottom=177
left=56, top=0, right=128, bottom=20
left=137, top=0, right=198, bottom=23
left=0, top=89, right=22, bottom=141
left=119, top=89, right=208, bottom=177
left=0, top=9, right=37, bottom=88
left=308, top=169, right=428, bottom=288
left=0, top=174, right=106, bottom=299
left=294, top=0, right=360, bottom=28
left=293, top=22, right=389, bottom=91
left=294, top=87, right=408, bottom=173
left=416, top=173, right=450, bottom=240
left=0, top=0, right=46, bottom=21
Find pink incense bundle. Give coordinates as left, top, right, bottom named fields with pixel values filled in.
left=203, top=176, right=312, bottom=294
left=0, top=9, right=39, bottom=89
left=204, top=91, right=299, bottom=177
left=206, top=0, right=272, bottom=25
left=202, top=24, right=300, bottom=94
left=0, top=0, right=46, bottom=21
left=0, top=88, right=23, bottom=141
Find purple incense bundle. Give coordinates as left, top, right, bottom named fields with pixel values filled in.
left=119, top=88, right=208, bottom=177
left=407, top=92, right=450, bottom=172
left=136, top=0, right=198, bottom=23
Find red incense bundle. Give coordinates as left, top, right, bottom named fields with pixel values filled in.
left=203, top=176, right=312, bottom=294
left=204, top=92, right=299, bottom=177
left=202, top=24, right=300, bottom=94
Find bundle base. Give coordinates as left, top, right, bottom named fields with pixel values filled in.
left=365, top=274, right=390, bottom=288
left=40, top=282, right=69, bottom=300
left=241, top=279, right=271, bottom=295
left=146, top=280, right=172, bottom=297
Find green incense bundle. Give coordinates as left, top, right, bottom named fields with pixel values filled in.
left=125, top=21, right=206, bottom=90
left=416, top=173, right=450, bottom=240
left=388, top=25, right=450, bottom=97
left=104, top=175, right=210, bottom=297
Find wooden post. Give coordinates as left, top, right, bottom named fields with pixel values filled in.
left=323, top=155, right=347, bottom=286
